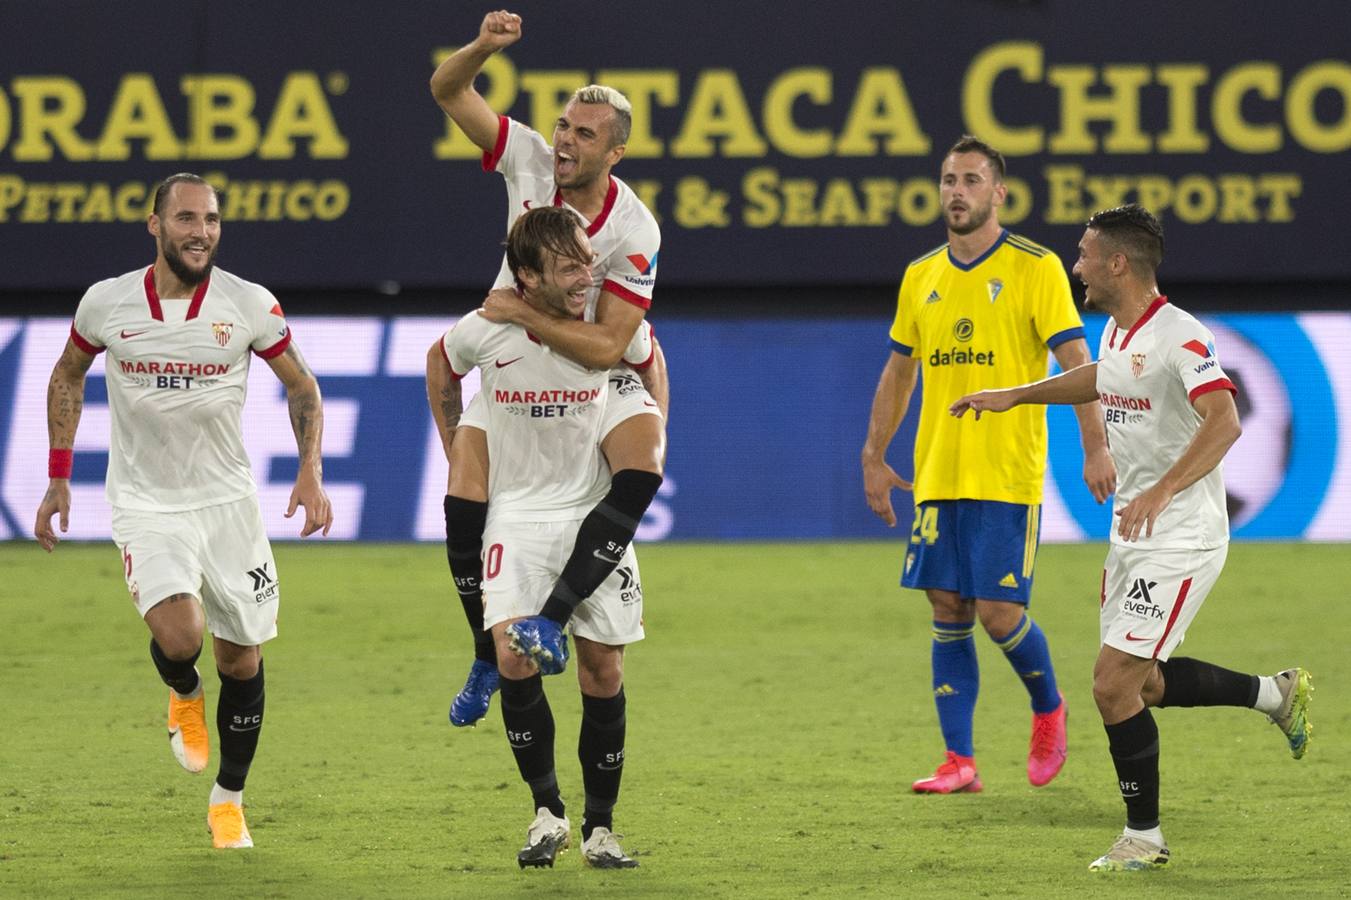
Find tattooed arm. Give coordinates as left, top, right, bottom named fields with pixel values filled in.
left=425, top=338, right=464, bottom=463
left=34, top=339, right=96, bottom=551
left=266, top=341, right=333, bottom=536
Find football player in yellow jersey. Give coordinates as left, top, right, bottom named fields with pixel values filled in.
left=862, top=136, right=1115, bottom=794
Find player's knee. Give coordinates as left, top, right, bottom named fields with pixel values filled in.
left=602, top=420, right=665, bottom=475
left=579, top=660, right=623, bottom=697
left=926, top=591, right=967, bottom=621
left=154, top=634, right=203, bottom=661
left=215, top=644, right=260, bottom=680
left=148, top=606, right=204, bottom=660
left=1091, top=672, right=1131, bottom=717
left=976, top=603, right=1022, bottom=640
left=497, top=653, right=535, bottom=680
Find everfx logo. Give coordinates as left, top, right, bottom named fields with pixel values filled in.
left=616, top=565, right=642, bottom=604
left=1126, top=577, right=1156, bottom=603
left=248, top=562, right=279, bottom=604
left=248, top=563, right=273, bottom=591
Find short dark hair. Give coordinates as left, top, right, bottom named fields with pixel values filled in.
left=506, top=207, right=591, bottom=285
left=947, top=135, right=1005, bottom=181
left=152, top=173, right=218, bottom=216
left=1086, top=203, right=1165, bottom=275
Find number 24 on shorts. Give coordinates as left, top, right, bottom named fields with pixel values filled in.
left=910, top=506, right=939, bottom=546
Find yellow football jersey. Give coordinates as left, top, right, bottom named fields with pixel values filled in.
left=888, top=230, right=1084, bottom=504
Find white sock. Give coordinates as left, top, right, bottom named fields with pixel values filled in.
left=210, top=784, right=243, bottom=808
left=1124, top=825, right=1166, bottom=847
left=1253, top=676, right=1282, bottom=714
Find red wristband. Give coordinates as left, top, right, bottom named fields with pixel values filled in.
left=48, top=448, right=73, bottom=479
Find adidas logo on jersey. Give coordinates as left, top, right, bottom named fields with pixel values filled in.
left=925, top=290, right=942, bottom=304
left=934, top=684, right=957, bottom=697
left=1000, top=573, right=1019, bottom=588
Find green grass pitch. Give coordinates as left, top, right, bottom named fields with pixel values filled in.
left=1, top=541, right=1348, bottom=898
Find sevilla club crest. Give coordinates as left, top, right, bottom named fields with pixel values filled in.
left=1130, top=352, right=1146, bottom=378
left=212, top=322, right=233, bottom=347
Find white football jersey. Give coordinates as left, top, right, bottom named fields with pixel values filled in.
left=483, top=115, right=661, bottom=317
left=440, top=309, right=653, bottom=523
left=1096, top=297, right=1237, bottom=549
left=71, top=266, right=291, bottom=512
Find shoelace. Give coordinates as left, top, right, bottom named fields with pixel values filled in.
left=1030, top=715, right=1060, bottom=757
left=591, top=833, right=627, bottom=857
left=934, top=752, right=964, bottom=775
left=1105, top=835, right=1158, bottom=860
left=466, top=666, right=495, bottom=694
left=174, top=696, right=208, bottom=746
left=210, top=804, right=245, bottom=840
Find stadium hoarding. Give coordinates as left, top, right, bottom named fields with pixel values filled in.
left=0, top=313, right=1347, bottom=543
left=0, top=0, right=1349, bottom=290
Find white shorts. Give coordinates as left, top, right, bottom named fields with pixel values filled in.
left=459, top=368, right=662, bottom=441
left=111, top=494, right=279, bottom=646
left=1100, top=543, right=1227, bottom=661
left=481, top=518, right=645, bottom=646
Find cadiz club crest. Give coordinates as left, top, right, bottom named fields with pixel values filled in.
left=212, top=322, right=234, bottom=347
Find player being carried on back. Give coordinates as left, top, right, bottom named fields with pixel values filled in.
left=430, top=9, right=667, bottom=725
left=428, top=206, right=660, bottom=868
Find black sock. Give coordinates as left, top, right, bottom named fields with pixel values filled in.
left=444, top=495, right=493, bottom=664
left=1157, top=657, right=1259, bottom=708
left=150, top=638, right=201, bottom=696
left=1104, top=707, right=1160, bottom=830
left=539, top=470, right=662, bottom=626
left=216, top=660, right=265, bottom=792
left=499, top=673, right=563, bottom=818
left=579, top=688, right=627, bottom=841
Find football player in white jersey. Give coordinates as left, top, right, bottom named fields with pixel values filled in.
left=950, top=204, right=1313, bottom=873
left=426, top=207, right=658, bottom=869
left=430, top=10, right=666, bottom=729
left=33, top=173, right=334, bottom=851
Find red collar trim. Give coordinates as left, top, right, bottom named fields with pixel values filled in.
left=1118, top=295, right=1168, bottom=350
left=142, top=266, right=164, bottom=321
left=143, top=265, right=211, bottom=321
left=554, top=176, right=618, bottom=237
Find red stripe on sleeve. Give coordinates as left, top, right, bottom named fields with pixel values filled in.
left=1188, top=378, right=1237, bottom=403
left=627, top=342, right=655, bottom=371
left=253, top=328, right=292, bottom=360
left=602, top=279, right=651, bottom=310
left=69, top=323, right=104, bottom=355
left=439, top=338, right=466, bottom=380
left=481, top=115, right=510, bottom=172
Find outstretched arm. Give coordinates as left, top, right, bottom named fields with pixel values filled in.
left=950, top=361, right=1100, bottom=419
left=1053, top=338, right=1115, bottom=503
left=34, top=338, right=95, bottom=552
left=1116, top=388, right=1240, bottom=541
left=429, top=10, right=522, bottom=151
left=426, top=338, right=464, bottom=463
left=861, top=351, right=919, bottom=527
left=266, top=342, right=332, bottom=537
